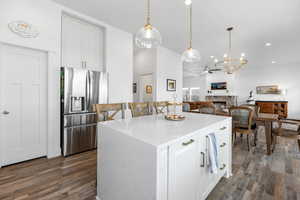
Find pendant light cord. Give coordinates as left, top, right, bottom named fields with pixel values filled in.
left=146, top=0, right=151, bottom=25
left=188, top=5, right=192, bottom=49
left=229, top=29, right=231, bottom=59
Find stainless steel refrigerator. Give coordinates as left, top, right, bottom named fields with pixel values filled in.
left=60, top=67, right=108, bottom=156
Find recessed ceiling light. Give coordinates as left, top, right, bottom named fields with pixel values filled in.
left=241, top=53, right=245, bottom=57
left=265, top=42, right=272, bottom=47
left=184, top=0, right=192, bottom=5
left=210, top=56, right=214, bottom=59
left=272, top=61, right=276, bottom=64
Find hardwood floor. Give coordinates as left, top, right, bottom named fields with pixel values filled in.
left=208, top=127, right=300, bottom=200
left=0, top=127, right=299, bottom=200
left=0, top=151, right=97, bottom=200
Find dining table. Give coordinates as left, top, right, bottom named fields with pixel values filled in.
left=256, top=113, right=279, bottom=155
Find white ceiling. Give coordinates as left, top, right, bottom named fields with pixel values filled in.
left=54, top=0, right=300, bottom=77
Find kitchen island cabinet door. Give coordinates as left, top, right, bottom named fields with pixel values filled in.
left=168, top=136, right=199, bottom=200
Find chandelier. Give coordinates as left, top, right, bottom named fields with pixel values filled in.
left=135, top=0, right=162, bottom=48
left=215, top=27, right=248, bottom=74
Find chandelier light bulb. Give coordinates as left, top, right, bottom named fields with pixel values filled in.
left=184, top=0, right=192, bottom=6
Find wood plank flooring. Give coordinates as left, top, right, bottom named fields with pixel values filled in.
left=0, top=126, right=299, bottom=200
left=0, top=151, right=97, bottom=200
left=208, top=127, right=300, bottom=200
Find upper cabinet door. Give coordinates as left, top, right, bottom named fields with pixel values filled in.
left=62, top=15, right=104, bottom=71
left=80, top=22, right=104, bottom=71
left=168, top=136, right=199, bottom=200
left=62, top=15, right=82, bottom=68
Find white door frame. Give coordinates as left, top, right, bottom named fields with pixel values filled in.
left=0, top=42, right=52, bottom=168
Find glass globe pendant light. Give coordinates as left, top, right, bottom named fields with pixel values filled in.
left=135, top=0, right=162, bottom=48
left=182, top=2, right=201, bottom=63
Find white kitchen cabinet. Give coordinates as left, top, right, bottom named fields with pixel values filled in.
left=62, top=14, right=104, bottom=71
left=168, top=136, right=199, bottom=200
left=98, top=113, right=232, bottom=200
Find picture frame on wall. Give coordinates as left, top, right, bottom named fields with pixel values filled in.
left=146, top=85, right=152, bottom=94
left=167, top=79, right=176, bottom=91
left=256, top=85, right=281, bottom=94
left=133, top=83, right=137, bottom=94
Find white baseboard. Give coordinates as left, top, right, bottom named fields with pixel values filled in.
left=47, top=147, right=61, bottom=159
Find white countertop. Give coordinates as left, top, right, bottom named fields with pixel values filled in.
left=98, top=113, right=231, bottom=148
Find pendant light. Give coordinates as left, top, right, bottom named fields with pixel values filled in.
left=182, top=1, right=201, bottom=63
left=135, top=0, right=162, bottom=48
left=215, top=27, right=248, bottom=74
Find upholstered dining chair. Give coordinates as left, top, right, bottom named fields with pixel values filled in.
left=272, top=119, right=300, bottom=151
left=154, top=101, right=169, bottom=114
left=128, top=102, right=152, bottom=118
left=198, top=105, right=216, bottom=115
left=240, top=104, right=260, bottom=145
left=93, top=103, right=126, bottom=122
left=229, top=106, right=254, bottom=150
left=182, top=103, right=190, bottom=112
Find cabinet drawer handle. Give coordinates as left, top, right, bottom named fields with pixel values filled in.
left=220, top=142, right=226, bottom=148
left=182, top=139, right=194, bottom=146
left=220, top=127, right=227, bottom=130
left=220, top=164, right=226, bottom=170
left=200, top=152, right=205, bottom=167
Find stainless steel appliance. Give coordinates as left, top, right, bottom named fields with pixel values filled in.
left=61, top=67, right=108, bottom=156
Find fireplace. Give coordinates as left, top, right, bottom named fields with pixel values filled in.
left=205, top=96, right=238, bottom=111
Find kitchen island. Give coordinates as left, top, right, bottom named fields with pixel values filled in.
left=97, top=113, right=232, bottom=200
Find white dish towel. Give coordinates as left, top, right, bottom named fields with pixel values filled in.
left=207, top=133, right=219, bottom=174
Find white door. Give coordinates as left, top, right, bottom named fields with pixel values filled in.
left=168, top=136, right=199, bottom=200
left=0, top=44, right=47, bottom=166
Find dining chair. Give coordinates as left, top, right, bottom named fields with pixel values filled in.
left=128, top=102, right=152, bottom=118
left=93, top=103, right=126, bottom=122
left=182, top=103, right=190, bottom=112
left=154, top=101, right=169, bottom=114
left=240, top=104, right=260, bottom=145
left=229, top=106, right=254, bottom=150
left=198, top=105, right=216, bottom=115
left=272, top=119, right=300, bottom=151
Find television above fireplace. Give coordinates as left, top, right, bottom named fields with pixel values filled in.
left=211, top=82, right=227, bottom=90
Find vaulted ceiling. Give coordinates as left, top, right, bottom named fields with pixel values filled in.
left=54, top=0, right=300, bottom=77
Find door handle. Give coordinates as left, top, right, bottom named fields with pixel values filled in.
left=220, top=164, right=226, bottom=170
left=220, top=142, right=227, bottom=148
left=220, top=127, right=227, bottom=130
left=182, top=139, right=194, bottom=146
left=200, top=152, right=205, bottom=167
left=2, top=110, right=10, bottom=115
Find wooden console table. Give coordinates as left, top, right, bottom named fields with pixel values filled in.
left=256, top=101, right=288, bottom=118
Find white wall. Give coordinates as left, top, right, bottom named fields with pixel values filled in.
left=0, top=0, right=133, bottom=159
left=235, top=63, right=300, bottom=118
left=183, top=77, right=206, bottom=101
left=155, top=47, right=183, bottom=102
left=184, top=63, right=300, bottom=118
left=133, top=46, right=183, bottom=103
